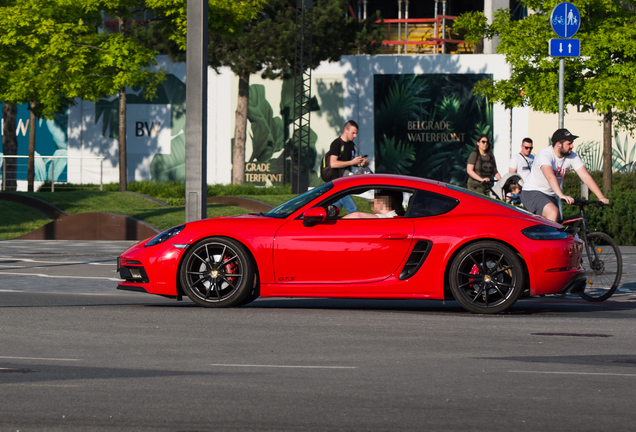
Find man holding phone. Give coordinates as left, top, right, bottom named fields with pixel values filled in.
left=324, top=120, right=369, bottom=214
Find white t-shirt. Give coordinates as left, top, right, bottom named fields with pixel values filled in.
left=509, top=153, right=535, bottom=181
left=376, top=210, right=398, bottom=219
left=523, top=146, right=584, bottom=196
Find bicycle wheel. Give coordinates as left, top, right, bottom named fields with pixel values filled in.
left=579, top=232, right=622, bottom=302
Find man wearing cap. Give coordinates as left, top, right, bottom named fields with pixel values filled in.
left=520, top=128, right=609, bottom=222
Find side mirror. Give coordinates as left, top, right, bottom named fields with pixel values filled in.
left=302, top=207, right=327, bottom=227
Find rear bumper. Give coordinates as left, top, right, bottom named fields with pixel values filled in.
left=558, top=274, right=587, bottom=295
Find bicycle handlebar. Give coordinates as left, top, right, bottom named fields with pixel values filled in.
left=561, top=197, right=605, bottom=206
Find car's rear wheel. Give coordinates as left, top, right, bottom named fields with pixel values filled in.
left=180, top=237, right=255, bottom=307
left=449, top=241, right=523, bottom=314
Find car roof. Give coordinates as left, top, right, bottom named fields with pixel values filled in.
left=332, top=174, right=443, bottom=190
left=331, top=174, right=556, bottom=226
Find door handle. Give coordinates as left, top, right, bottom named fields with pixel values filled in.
left=381, top=233, right=409, bottom=240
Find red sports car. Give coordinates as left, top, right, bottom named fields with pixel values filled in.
left=118, top=174, right=585, bottom=313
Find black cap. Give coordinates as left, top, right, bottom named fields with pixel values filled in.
left=551, top=128, right=579, bottom=144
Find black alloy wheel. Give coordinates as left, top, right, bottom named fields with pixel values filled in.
left=449, top=241, right=524, bottom=314
left=179, top=237, right=256, bottom=307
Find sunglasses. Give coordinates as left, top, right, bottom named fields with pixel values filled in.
left=480, top=140, right=489, bottom=144
left=523, top=146, right=533, bottom=150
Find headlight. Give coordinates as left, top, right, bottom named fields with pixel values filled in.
left=521, top=225, right=568, bottom=240
left=145, top=224, right=186, bottom=247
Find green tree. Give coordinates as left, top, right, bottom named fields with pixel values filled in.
left=0, top=0, right=162, bottom=191
left=0, top=0, right=88, bottom=190
left=206, top=0, right=384, bottom=184
left=0, top=0, right=261, bottom=191
left=454, top=0, right=636, bottom=192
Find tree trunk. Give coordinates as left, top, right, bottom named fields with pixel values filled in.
left=602, top=110, right=612, bottom=193
left=119, top=87, right=127, bottom=191
left=232, top=73, right=250, bottom=185
left=2, top=103, right=18, bottom=191
left=117, top=15, right=127, bottom=192
left=28, top=102, right=36, bottom=192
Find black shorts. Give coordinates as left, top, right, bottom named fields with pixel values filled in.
left=520, top=190, right=558, bottom=215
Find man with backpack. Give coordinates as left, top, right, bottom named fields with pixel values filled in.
left=320, top=120, right=369, bottom=214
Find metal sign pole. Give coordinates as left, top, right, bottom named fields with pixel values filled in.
left=559, top=58, right=564, bottom=128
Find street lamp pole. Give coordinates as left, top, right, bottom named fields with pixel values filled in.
left=185, top=0, right=209, bottom=222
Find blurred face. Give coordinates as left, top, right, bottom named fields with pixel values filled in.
left=556, top=140, right=574, bottom=157
left=373, top=195, right=390, bottom=213
left=343, top=126, right=358, bottom=142
left=521, top=141, right=533, bottom=156
left=477, top=137, right=490, bottom=153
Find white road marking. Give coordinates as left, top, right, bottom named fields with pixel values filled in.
left=510, top=370, right=636, bottom=377
left=0, top=265, right=47, bottom=269
left=0, top=356, right=82, bottom=361
left=210, top=364, right=357, bottom=369
left=0, top=272, right=121, bottom=281
left=0, top=258, right=114, bottom=266
left=3, top=383, right=81, bottom=387
left=0, top=291, right=146, bottom=296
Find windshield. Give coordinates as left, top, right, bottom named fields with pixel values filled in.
left=264, top=182, right=334, bottom=218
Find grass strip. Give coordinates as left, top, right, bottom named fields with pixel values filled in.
left=2, top=190, right=372, bottom=238
left=0, top=201, right=53, bottom=240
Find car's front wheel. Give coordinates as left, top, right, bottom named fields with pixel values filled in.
left=180, top=237, right=256, bottom=307
left=449, top=241, right=524, bottom=314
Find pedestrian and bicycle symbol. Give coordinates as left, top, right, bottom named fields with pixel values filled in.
left=550, top=2, right=580, bottom=38
left=549, top=3, right=581, bottom=58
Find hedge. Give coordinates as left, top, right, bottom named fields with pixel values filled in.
left=562, top=172, right=636, bottom=245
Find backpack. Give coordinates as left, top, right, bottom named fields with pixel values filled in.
left=320, top=154, right=334, bottom=182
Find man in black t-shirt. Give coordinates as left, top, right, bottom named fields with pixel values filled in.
left=324, top=120, right=369, bottom=213
left=325, top=120, right=368, bottom=178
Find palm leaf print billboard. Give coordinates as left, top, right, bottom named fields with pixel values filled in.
left=374, top=74, right=493, bottom=187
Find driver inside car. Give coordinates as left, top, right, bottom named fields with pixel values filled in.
left=343, top=190, right=405, bottom=219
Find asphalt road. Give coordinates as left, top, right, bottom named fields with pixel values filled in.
left=1, top=240, right=636, bottom=431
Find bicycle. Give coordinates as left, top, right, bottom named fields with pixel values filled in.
left=562, top=198, right=623, bottom=302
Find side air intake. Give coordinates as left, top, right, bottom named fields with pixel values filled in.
left=399, top=240, right=432, bottom=280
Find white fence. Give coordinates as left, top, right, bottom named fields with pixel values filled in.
left=0, top=155, right=105, bottom=192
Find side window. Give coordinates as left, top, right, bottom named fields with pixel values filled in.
left=316, top=187, right=408, bottom=219
left=312, top=187, right=375, bottom=219
left=406, top=190, right=459, bottom=218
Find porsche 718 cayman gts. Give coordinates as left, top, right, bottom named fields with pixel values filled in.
left=117, top=174, right=585, bottom=313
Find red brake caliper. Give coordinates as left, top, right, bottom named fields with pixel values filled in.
left=224, top=254, right=238, bottom=285
left=469, top=264, right=480, bottom=289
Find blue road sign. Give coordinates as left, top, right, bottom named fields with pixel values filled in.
left=550, top=2, right=580, bottom=38
left=549, top=38, right=580, bottom=57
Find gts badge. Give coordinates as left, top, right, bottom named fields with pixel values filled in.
left=278, top=276, right=295, bottom=282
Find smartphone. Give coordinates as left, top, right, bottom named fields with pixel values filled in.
left=360, top=155, right=368, bottom=158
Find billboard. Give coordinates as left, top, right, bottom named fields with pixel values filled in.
left=373, top=74, right=493, bottom=186
left=0, top=103, right=68, bottom=182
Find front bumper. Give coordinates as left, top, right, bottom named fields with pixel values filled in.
left=117, top=240, right=186, bottom=296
